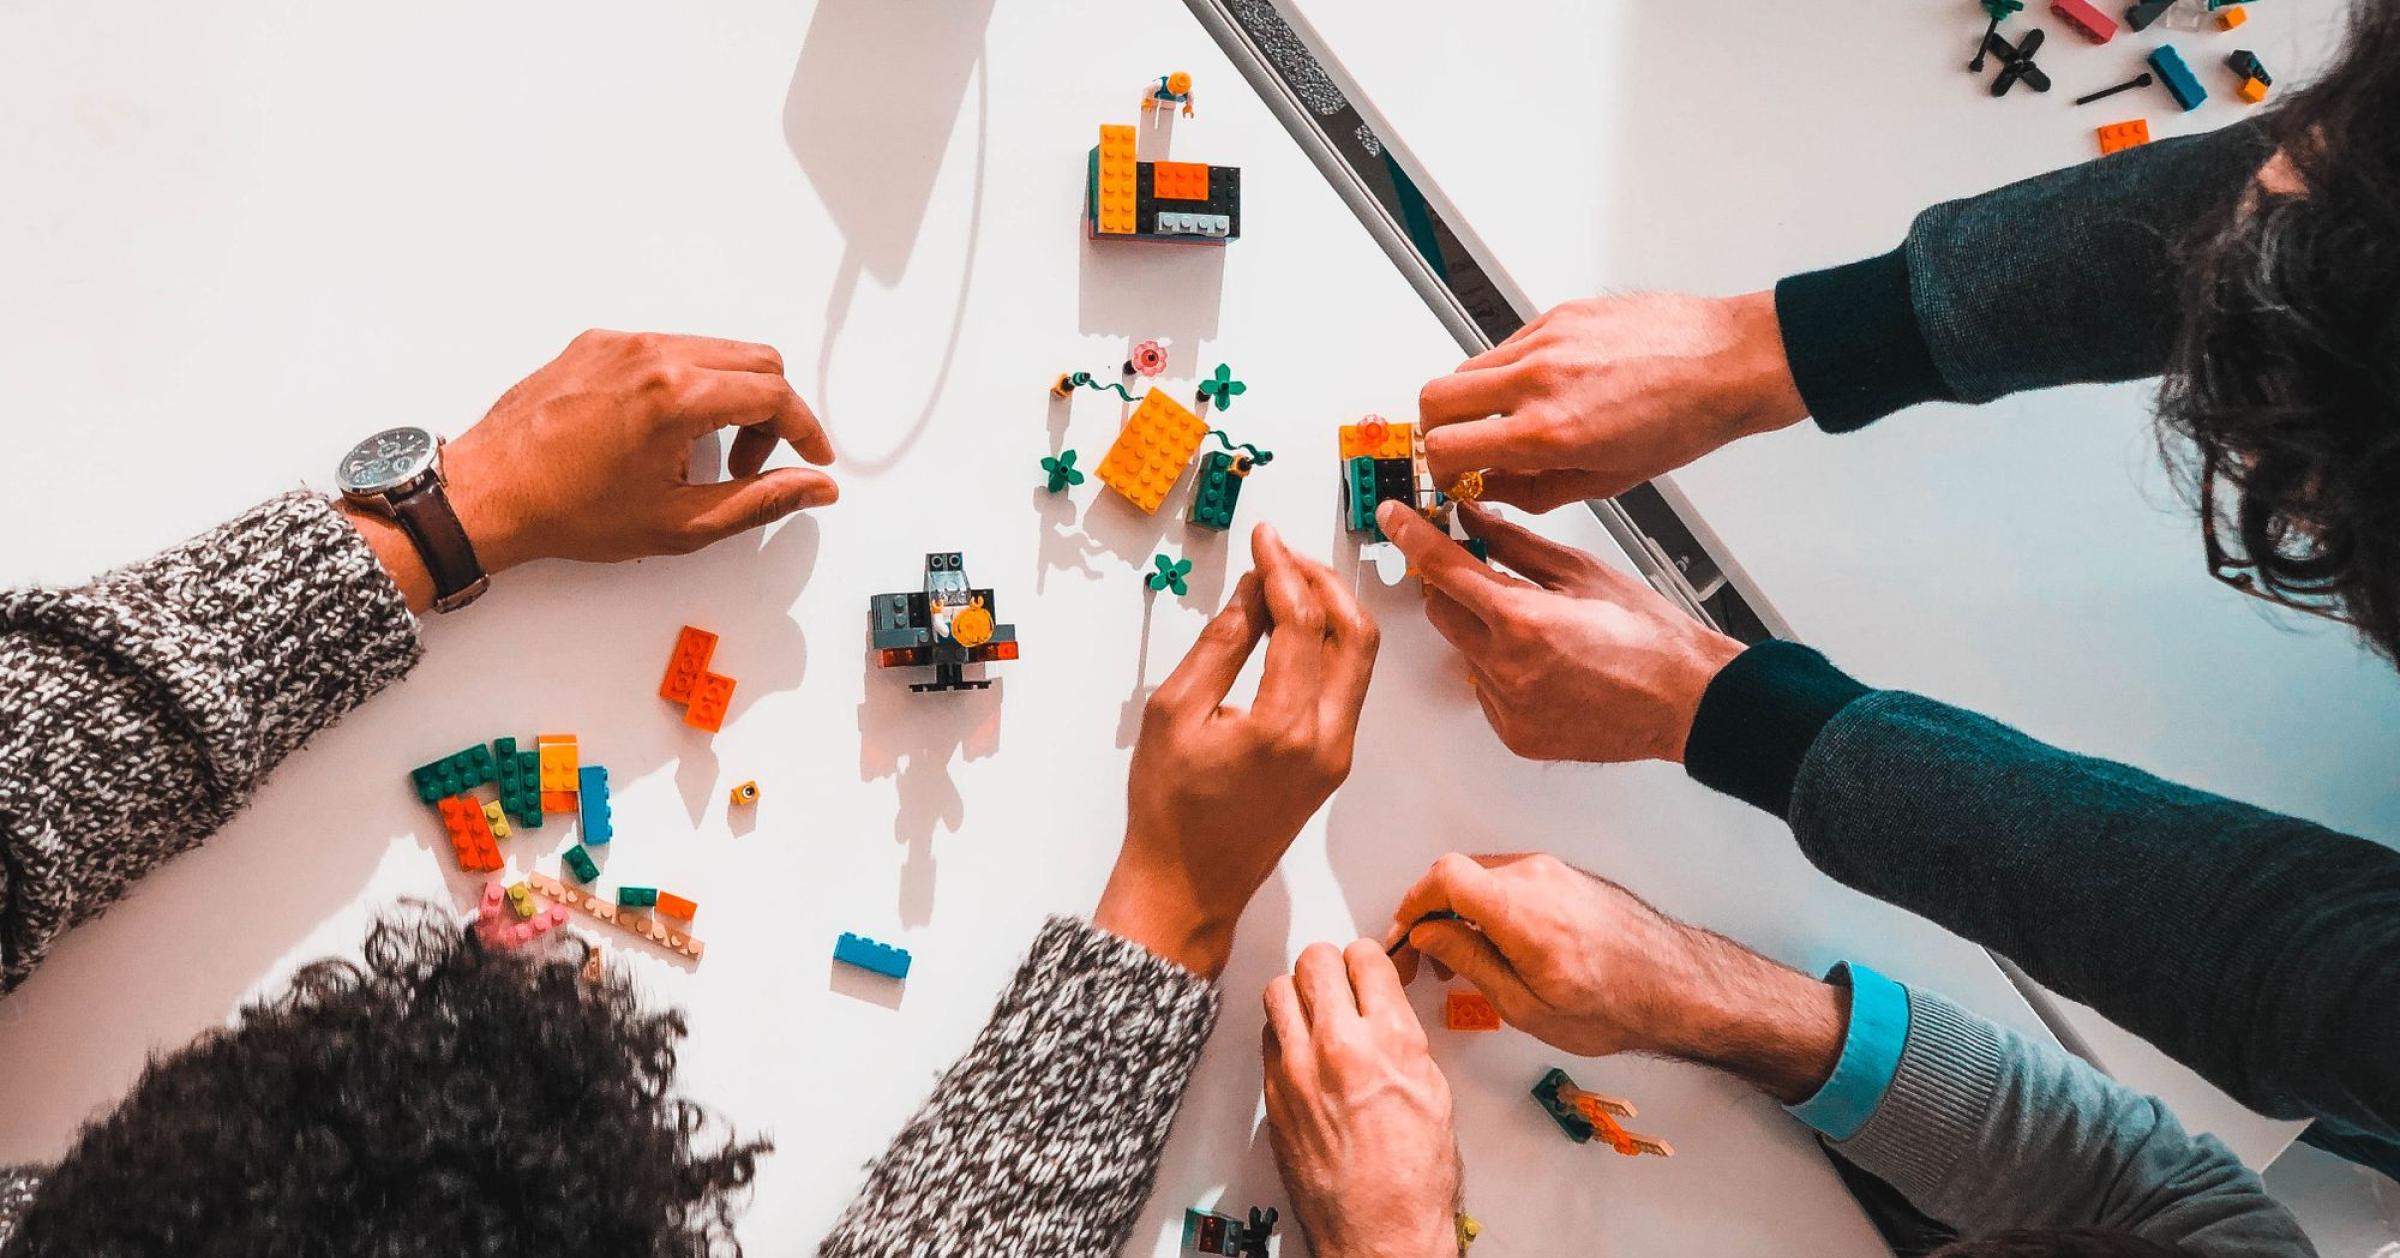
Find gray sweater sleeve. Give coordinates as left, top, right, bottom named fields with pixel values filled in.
left=1838, top=987, right=2313, bottom=1255
left=819, top=916, right=1220, bottom=1256
left=0, top=491, right=422, bottom=991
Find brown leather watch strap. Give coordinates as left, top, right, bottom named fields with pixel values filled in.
left=388, top=479, right=490, bottom=612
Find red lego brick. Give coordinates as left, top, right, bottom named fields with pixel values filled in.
left=656, top=892, right=698, bottom=921
left=2050, top=0, right=2117, bottom=43
left=1152, top=160, right=1210, bottom=201
left=659, top=625, right=719, bottom=704
left=2096, top=119, right=2151, bottom=156
left=441, top=794, right=504, bottom=872
left=685, top=672, right=735, bottom=732
left=1445, top=990, right=1502, bottom=1031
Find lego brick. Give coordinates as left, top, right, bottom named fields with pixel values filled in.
left=1152, top=159, right=1210, bottom=201
left=1344, top=456, right=1382, bottom=535
left=541, top=790, right=578, bottom=814
left=438, top=794, right=502, bottom=873
left=506, top=881, right=537, bottom=920
left=656, top=892, right=697, bottom=921
left=1445, top=990, right=1501, bottom=1032
left=684, top=672, right=735, bottom=732
left=482, top=798, right=511, bottom=840
left=410, top=744, right=498, bottom=804
left=579, top=765, right=613, bottom=845
left=833, top=931, right=911, bottom=980
left=659, top=625, right=719, bottom=704
left=1095, top=389, right=1209, bottom=514
left=617, top=885, right=658, bottom=908
left=2217, top=2, right=2246, bottom=27
left=729, top=780, right=759, bottom=807
left=475, top=882, right=568, bottom=950
left=537, top=733, right=579, bottom=792
left=2226, top=49, right=2271, bottom=85
left=2148, top=45, right=2207, bottom=111
left=562, top=844, right=601, bottom=884
left=500, top=750, right=544, bottom=828
left=2051, top=0, right=2118, bottom=41
left=1186, top=450, right=1245, bottom=530
left=1095, top=124, right=1137, bottom=235
left=527, top=871, right=705, bottom=960
left=2096, top=118, right=2152, bottom=155
left=1338, top=418, right=1414, bottom=461
left=2238, top=76, right=2269, bottom=104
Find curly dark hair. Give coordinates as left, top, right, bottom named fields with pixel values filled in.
left=2159, top=0, right=2400, bottom=663
left=2, top=905, right=769, bottom=1257
left=1933, top=1228, right=2185, bottom=1258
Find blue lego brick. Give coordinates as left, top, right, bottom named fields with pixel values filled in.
left=1186, top=450, right=1244, bottom=530
left=2148, top=45, right=2207, bottom=111
left=562, top=844, right=601, bottom=884
left=833, top=931, right=912, bottom=980
left=579, top=765, right=613, bottom=845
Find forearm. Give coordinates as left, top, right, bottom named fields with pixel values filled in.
left=819, top=916, right=1219, bottom=1257
left=1776, top=117, right=2276, bottom=431
left=1834, top=988, right=2312, bottom=1255
left=0, top=492, right=421, bottom=991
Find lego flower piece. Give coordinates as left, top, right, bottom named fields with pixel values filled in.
left=1147, top=553, right=1194, bottom=596
left=1128, top=340, right=1168, bottom=377
left=1041, top=449, right=1085, bottom=493
left=1197, top=363, right=1246, bottom=412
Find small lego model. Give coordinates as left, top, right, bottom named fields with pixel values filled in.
left=1531, top=1067, right=1673, bottom=1158
left=2124, top=0, right=2178, bottom=31
left=656, top=892, right=698, bottom=921
left=1086, top=78, right=1241, bottom=244
left=410, top=744, right=498, bottom=804
left=1446, top=990, right=1502, bottom=1031
left=2073, top=71, right=2153, bottom=105
left=1147, top=553, right=1194, bottom=596
left=1979, top=27, right=2051, bottom=95
left=2096, top=118, right=2152, bottom=156
left=2227, top=49, right=2271, bottom=103
left=659, top=625, right=719, bottom=705
left=527, top=871, right=705, bottom=960
left=1966, top=0, right=2025, bottom=71
left=2050, top=0, right=2118, bottom=41
left=833, top=931, right=912, bottom=980
left=869, top=553, right=1019, bottom=693
left=562, top=844, right=602, bottom=885
left=2149, top=44, right=2208, bottom=110
left=1041, top=449, right=1086, bottom=493
left=729, top=780, right=760, bottom=807
left=1338, top=417, right=1489, bottom=582
left=1195, top=363, right=1246, bottom=412
left=579, top=765, right=613, bottom=845
left=1182, top=1206, right=1277, bottom=1258
left=1143, top=70, right=1196, bottom=119
left=617, top=886, right=659, bottom=908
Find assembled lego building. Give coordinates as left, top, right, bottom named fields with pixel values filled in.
left=869, top=553, right=1019, bottom=693
left=1084, top=76, right=1242, bottom=245
left=1183, top=1206, right=1277, bottom=1258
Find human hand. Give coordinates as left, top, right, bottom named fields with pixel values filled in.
left=1093, top=524, right=1380, bottom=977
left=1388, top=853, right=1846, bottom=1104
left=1377, top=500, right=1743, bottom=764
left=1417, top=291, right=1805, bottom=510
left=437, top=329, right=836, bottom=572
left=1263, top=940, right=1460, bottom=1258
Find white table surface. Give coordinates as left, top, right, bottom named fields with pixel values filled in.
left=1280, top=0, right=2399, bottom=1170
left=0, top=2, right=2095, bottom=1252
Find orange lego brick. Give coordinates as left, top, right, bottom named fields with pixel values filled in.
left=536, top=733, right=579, bottom=792
left=685, top=672, right=735, bottom=733
left=656, top=892, right=698, bottom=921
left=1445, top=990, right=1501, bottom=1031
left=1096, top=124, right=1137, bottom=236
left=2095, top=119, right=2151, bottom=156
left=1095, top=389, right=1209, bottom=514
left=659, top=625, right=719, bottom=704
left=541, top=790, right=578, bottom=814
left=1338, top=417, right=1415, bottom=460
left=1153, top=160, right=1210, bottom=201
left=2218, top=4, right=2247, bottom=28
left=2238, top=76, right=2269, bottom=104
left=441, top=795, right=503, bottom=872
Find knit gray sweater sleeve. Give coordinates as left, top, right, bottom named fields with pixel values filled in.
left=0, top=491, right=422, bottom=992
left=819, top=916, right=1220, bottom=1256
left=1838, top=987, right=2313, bottom=1255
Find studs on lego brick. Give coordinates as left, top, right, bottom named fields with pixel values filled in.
left=1041, top=449, right=1086, bottom=493
left=527, top=872, right=704, bottom=960
left=870, top=553, right=1018, bottom=693
left=684, top=673, right=735, bottom=733
left=730, top=780, right=759, bottom=807
left=1096, top=390, right=1210, bottom=513
left=659, top=625, right=719, bottom=704
left=563, top=844, right=602, bottom=884
left=2148, top=44, right=2208, bottom=110
left=833, top=931, right=911, bottom=980
left=2073, top=71, right=2152, bottom=105
left=482, top=798, right=511, bottom=840
left=1146, top=553, right=1194, bottom=597
left=1086, top=87, right=1239, bottom=244
left=617, top=885, right=659, bottom=908
left=2095, top=118, right=2152, bottom=155
left=1196, top=363, right=1246, bottom=412
left=1445, top=990, right=1502, bottom=1031
left=579, top=765, right=614, bottom=845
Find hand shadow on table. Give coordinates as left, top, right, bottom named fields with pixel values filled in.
left=785, top=0, right=994, bottom=478
left=857, top=669, right=1003, bottom=929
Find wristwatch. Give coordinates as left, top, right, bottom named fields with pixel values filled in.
left=335, top=425, right=490, bottom=612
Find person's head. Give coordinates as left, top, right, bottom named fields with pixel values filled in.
left=2160, top=0, right=2400, bottom=664
left=1933, top=1228, right=2187, bottom=1257
left=3, top=906, right=767, bottom=1256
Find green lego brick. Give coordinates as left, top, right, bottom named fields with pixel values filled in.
left=499, top=750, right=543, bottom=828
left=563, top=844, right=600, bottom=884
left=1344, top=456, right=1383, bottom=537
left=617, top=886, right=659, bottom=908
left=1186, top=451, right=1243, bottom=531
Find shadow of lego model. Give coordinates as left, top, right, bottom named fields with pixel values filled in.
left=856, top=667, right=1003, bottom=929
left=785, top=0, right=994, bottom=476
left=1032, top=483, right=1106, bottom=595
left=1076, top=228, right=1226, bottom=357
left=829, top=954, right=906, bottom=1011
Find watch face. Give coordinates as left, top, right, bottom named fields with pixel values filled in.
left=336, top=427, right=438, bottom=495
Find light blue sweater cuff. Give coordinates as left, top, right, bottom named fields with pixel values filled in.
left=1786, top=961, right=1909, bottom=1141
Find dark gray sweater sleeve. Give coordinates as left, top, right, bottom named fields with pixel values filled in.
left=0, top=492, right=422, bottom=992
left=1839, top=987, right=2313, bottom=1255
left=820, top=916, right=1219, bottom=1256
left=1775, top=118, right=2276, bottom=431
left=1792, top=690, right=2400, bottom=1141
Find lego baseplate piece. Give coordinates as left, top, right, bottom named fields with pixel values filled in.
left=525, top=871, right=705, bottom=960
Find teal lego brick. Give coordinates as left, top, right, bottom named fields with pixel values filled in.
left=499, top=750, right=543, bottom=828
left=833, top=931, right=912, bottom=980
left=616, top=885, right=658, bottom=908
left=1344, top=456, right=1381, bottom=536
left=1531, top=1067, right=1597, bottom=1143
left=1186, top=450, right=1243, bottom=530
left=562, top=844, right=600, bottom=884
left=410, top=744, right=499, bottom=804
left=2148, top=45, right=2207, bottom=111
left=579, top=765, right=613, bottom=845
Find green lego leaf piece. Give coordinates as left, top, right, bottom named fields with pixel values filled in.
left=1146, top=553, right=1193, bottom=596
left=1041, top=448, right=1086, bottom=493
left=1196, top=363, right=1247, bottom=412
